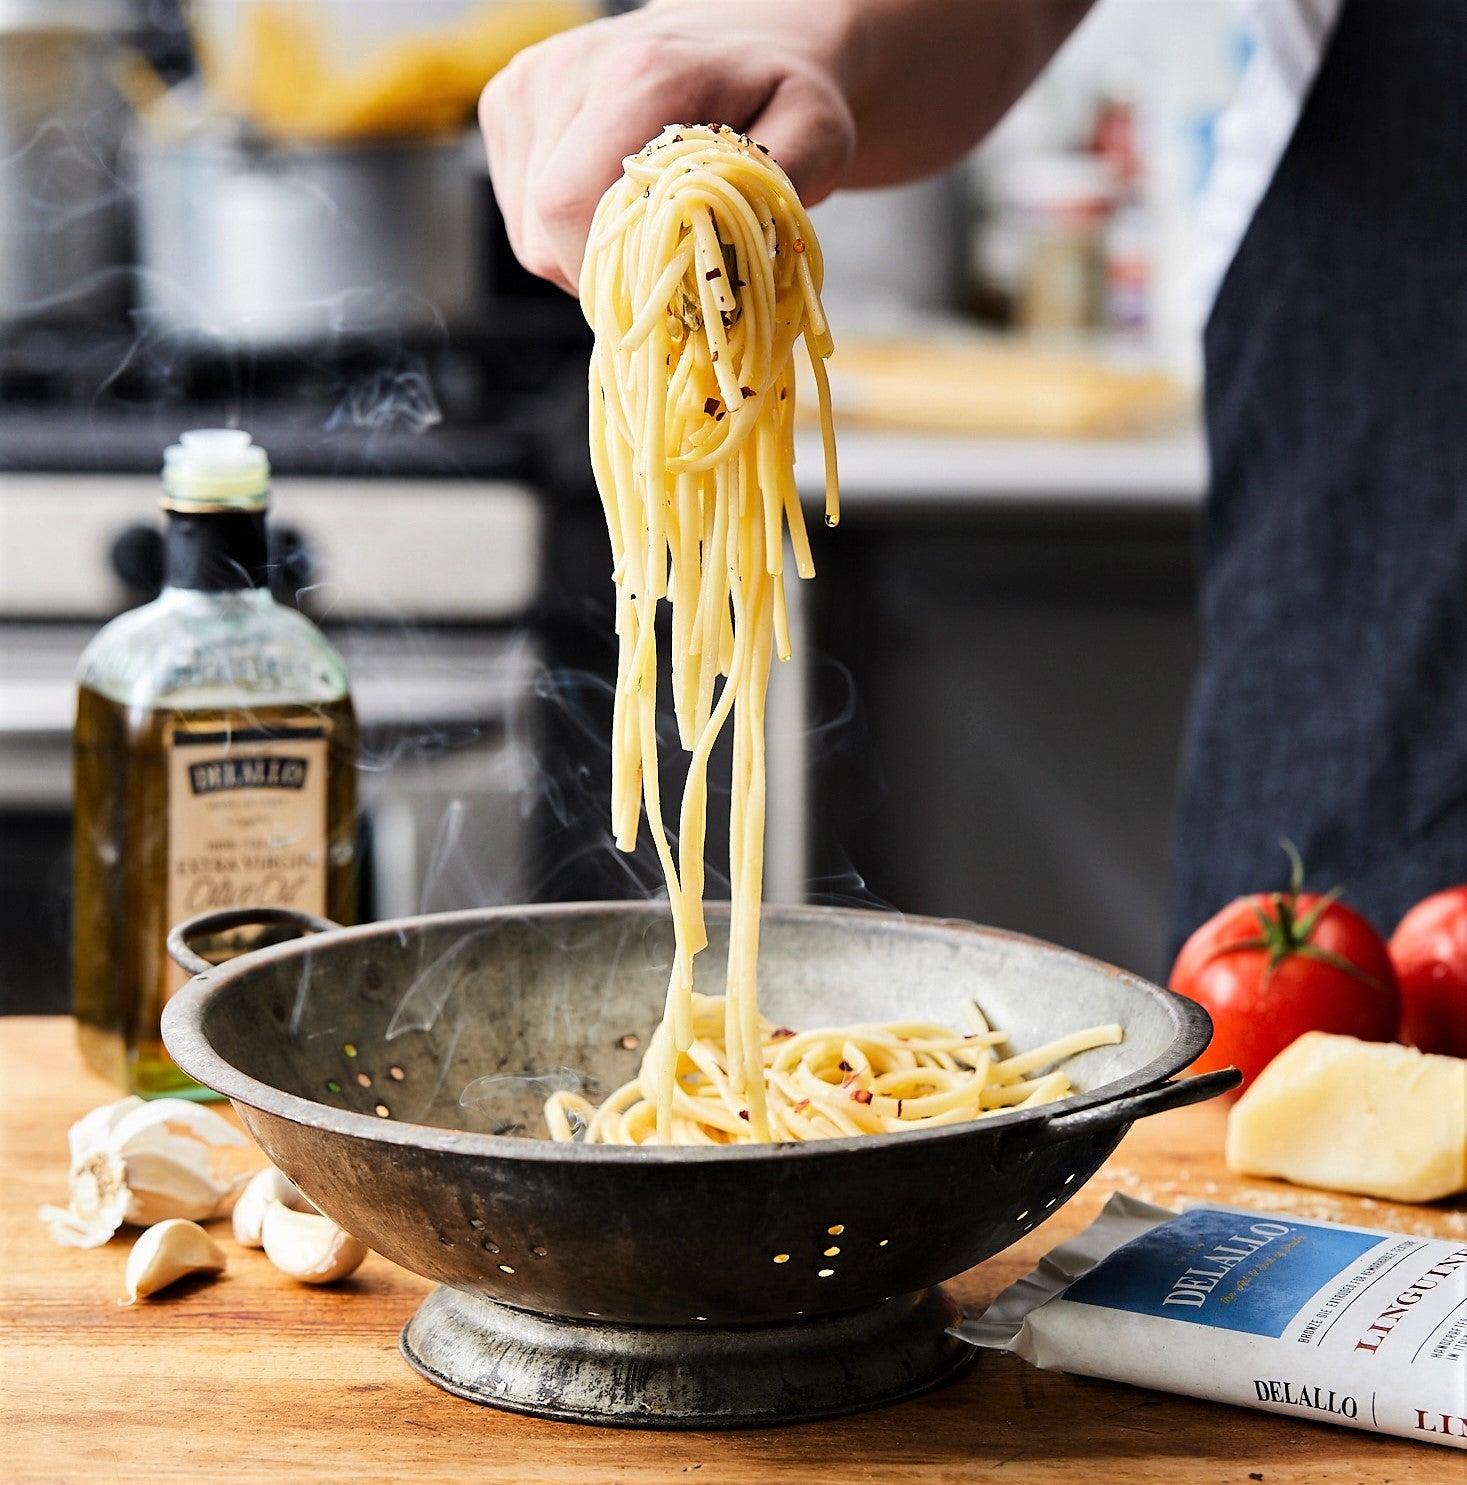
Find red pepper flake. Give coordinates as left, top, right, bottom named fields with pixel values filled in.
left=770, top=1026, right=795, bottom=1039
left=851, top=1088, right=873, bottom=1105
left=705, top=267, right=722, bottom=280
left=714, top=411, right=725, bottom=421
left=739, top=385, right=755, bottom=400
left=792, top=1098, right=810, bottom=1113
left=703, top=396, right=720, bottom=416
left=779, top=388, right=787, bottom=400
left=897, top=1099, right=905, bottom=1117
left=710, top=350, right=719, bottom=362
left=738, top=1109, right=750, bottom=1121
left=793, top=237, right=806, bottom=253
left=720, top=311, right=734, bottom=328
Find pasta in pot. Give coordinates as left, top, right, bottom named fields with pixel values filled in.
left=546, top=993, right=1123, bottom=1147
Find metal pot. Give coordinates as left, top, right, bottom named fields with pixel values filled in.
left=0, top=4, right=133, bottom=327
left=162, top=899, right=1237, bottom=1427
left=130, top=125, right=480, bottom=348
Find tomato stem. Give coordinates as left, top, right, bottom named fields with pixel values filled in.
left=1199, top=842, right=1389, bottom=994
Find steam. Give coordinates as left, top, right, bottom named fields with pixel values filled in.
left=385, top=931, right=486, bottom=1040
left=326, top=355, right=442, bottom=435
left=459, top=1067, right=582, bottom=1137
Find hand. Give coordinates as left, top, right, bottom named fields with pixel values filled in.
left=479, top=1, right=859, bottom=295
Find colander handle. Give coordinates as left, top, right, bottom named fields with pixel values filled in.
left=1035, top=1067, right=1242, bottom=1144
left=167, top=906, right=342, bottom=978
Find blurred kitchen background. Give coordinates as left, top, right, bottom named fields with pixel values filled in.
left=0, top=0, right=1248, bottom=1012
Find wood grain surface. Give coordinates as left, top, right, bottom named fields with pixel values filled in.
left=3, top=1016, right=1462, bottom=1484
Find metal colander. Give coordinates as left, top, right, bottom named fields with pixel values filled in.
left=163, top=901, right=1235, bottom=1428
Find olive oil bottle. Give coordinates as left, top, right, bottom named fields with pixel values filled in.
left=72, top=430, right=357, bottom=1097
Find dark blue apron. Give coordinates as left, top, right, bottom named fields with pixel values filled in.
left=1169, top=0, right=1467, bottom=951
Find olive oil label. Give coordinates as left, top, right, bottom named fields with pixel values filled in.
left=165, top=723, right=330, bottom=992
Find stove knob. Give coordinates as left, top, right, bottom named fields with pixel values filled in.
left=269, top=525, right=314, bottom=601
left=110, top=524, right=164, bottom=596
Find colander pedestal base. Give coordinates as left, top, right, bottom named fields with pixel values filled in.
left=399, top=1284, right=976, bottom=1428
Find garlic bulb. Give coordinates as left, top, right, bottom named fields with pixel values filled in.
left=122, top=1219, right=227, bottom=1304
left=260, top=1203, right=367, bottom=1284
left=39, top=1096, right=250, bottom=1249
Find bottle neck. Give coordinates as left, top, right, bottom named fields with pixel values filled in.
left=163, top=509, right=269, bottom=593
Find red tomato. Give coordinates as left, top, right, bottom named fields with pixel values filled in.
left=1170, top=883, right=1400, bottom=1092
left=1388, top=887, right=1467, bottom=1058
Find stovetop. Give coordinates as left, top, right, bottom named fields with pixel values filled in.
left=0, top=302, right=592, bottom=484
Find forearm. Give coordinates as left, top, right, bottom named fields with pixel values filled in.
left=837, top=0, right=1098, bottom=184
left=642, top=0, right=1096, bottom=186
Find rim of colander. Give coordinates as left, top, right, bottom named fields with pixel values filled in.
left=161, top=900, right=1214, bottom=1166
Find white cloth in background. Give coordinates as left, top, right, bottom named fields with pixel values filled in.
left=1196, top=0, right=1345, bottom=313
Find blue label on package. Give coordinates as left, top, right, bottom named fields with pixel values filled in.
left=1062, top=1207, right=1383, bottom=1337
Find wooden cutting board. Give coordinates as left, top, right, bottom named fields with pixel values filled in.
left=2, top=1016, right=1461, bottom=1484
left=806, top=339, right=1192, bottom=439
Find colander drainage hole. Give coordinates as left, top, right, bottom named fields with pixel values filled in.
left=878, top=1239, right=889, bottom=1247
left=827, top=1224, right=844, bottom=1236
left=823, top=1246, right=840, bottom=1257
left=388, top=1066, right=405, bottom=1081
left=772, top=1253, right=790, bottom=1264
left=470, top=1219, right=486, bottom=1231
left=343, top=1044, right=357, bottom=1058
left=483, top=1240, right=500, bottom=1253
left=374, top=1103, right=391, bottom=1118
left=438, top=1233, right=454, bottom=1247
left=531, top=1245, right=548, bottom=1258
left=817, top=1268, right=835, bottom=1278
left=356, top=1072, right=372, bottom=1088
left=1015, top=1210, right=1029, bottom=1222
left=498, top=1264, right=515, bottom=1275
left=325, top=1080, right=341, bottom=1094
left=1064, top=1172, right=1075, bottom=1184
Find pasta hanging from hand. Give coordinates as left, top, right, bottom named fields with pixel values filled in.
left=577, top=124, right=837, bottom=1145
left=565, top=123, right=1124, bottom=1147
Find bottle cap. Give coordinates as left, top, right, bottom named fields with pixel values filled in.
left=161, top=429, right=270, bottom=511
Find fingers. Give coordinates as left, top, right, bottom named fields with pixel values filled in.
left=480, top=9, right=860, bottom=298
left=744, top=67, right=857, bottom=209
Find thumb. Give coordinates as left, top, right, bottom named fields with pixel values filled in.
left=745, top=67, right=857, bottom=209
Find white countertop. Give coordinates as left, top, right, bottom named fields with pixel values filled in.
left=795, top=422, right=1208, bottom=511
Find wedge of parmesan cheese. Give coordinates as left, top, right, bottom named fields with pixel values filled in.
left=1225, top=1032, right=1467, bottom=1204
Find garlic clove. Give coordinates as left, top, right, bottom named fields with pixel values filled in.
left=231, top=1166, right=312, bottom=1248
left=122, top=1219, right=227, bottom=1304
left=40, top=1096, right=250, bottom=1249
left=260, top=1203, right=367, bottom=1284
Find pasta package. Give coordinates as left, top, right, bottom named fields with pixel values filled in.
left=961, top=1194, right=1467, bottom=1449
